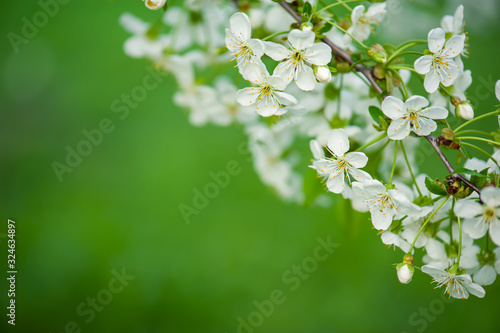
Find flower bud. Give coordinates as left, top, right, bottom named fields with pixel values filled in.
left=315, top=66, right=332, bottom=84
left=300, top=22, right=314, bottom=31
left=456, top=102, right=474, bottom=120
left=368, top=45, right=387, bottom=63
left=396, top=263, right=414, bottom=284
left=143, top=0, right=167, bottom=10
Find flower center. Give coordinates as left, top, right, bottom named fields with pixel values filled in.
left=292, top=50, right=304, bottom=64
left=483, top=207, right=496, bottom=222
left=432, top=54, right=449, bottom=69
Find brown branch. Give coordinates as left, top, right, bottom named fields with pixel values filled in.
left=279, top=1, right=481, bottom=196
left=425, top=136, right=483, bottom=197
left=279, top=1, right=384, bottom=95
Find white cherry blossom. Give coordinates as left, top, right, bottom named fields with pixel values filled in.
left=421, top=265, right=485, bottom=299
left=265, top=29, right=332, bottom=91
left=143, top=0, right=166, bottom=10
left=352, top=179, right=423, bottom=231
left=414, top=28, right=465, bottom=93
left=225, top=12, right=265, bottom=78
left=311, top=129, right=371, bottom=194
left=454, top=187, right=500, bottom=246
left=440, top=5, right=464, bottom=36
left=382, top=95, right=448, bottom=140
left=345, top=3, right=386, bottom=43
left=236, top=63, right=298, bottom=117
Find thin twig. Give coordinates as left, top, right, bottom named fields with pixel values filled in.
left=279, top=1, right=383, bottom=95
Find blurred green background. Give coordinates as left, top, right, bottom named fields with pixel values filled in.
left=1, top=1, right=499, bottom=332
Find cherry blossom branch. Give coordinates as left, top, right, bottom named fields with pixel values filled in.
left=280, top=1, right=482, bottom=197
left=425, top=135, right=482, bottom=196
left=279, top=1, right=384, bottom=95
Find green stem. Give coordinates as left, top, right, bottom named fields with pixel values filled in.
left=439, top=85, right=454, bottom=97
left=388, top=141, right=398, bottom=183
left=355, top=132, right=387, bottom=152
left=449, top=199, right=455, bottom=245
left=388, top=66, right=418, bottom=73
left=457, top=136, right=500, bottom=147
left=460, top=142, right=499, bottom=166
left=322, top=18, right=369, bottom=50
left=455, top=129, right=494, bottom=137
left=391, top=70, right=409, bottom=100
left=456, top=203, right=463, bottom=267
left=316, top=0, right=360, bottom=14
left=348, top=58, right=372, bottom=70
left=387, top=42, right=421, bottom=64
left=262, top=31, right=289, bottom=41
left=407, top=196, right=450, bottom=254
left=400, top=141, right=422, bottom=197
left=454, top=110, right=500, bottom=132
left=387, top=51, right=424, bottom=64
left=394, top=40, right=428, bottom=50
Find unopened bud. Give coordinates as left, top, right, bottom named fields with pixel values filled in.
left=143, top=0, right=167, bottom=10
left=368, top=46, right=387, bottom=63
left=456, top=102, right=474, bottom=120
left=396, top=263, right=414, bottom=284
left=300, top=22, right=314, bottom=31
left=315, top=66, right=332, bottom=83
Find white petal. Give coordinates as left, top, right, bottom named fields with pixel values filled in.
left=351, top=5, right=365, bottom=24
left=288, top=29, right=315, bottom=50
left=303, top=43, right=332, bottom=66
left=490, top=220, right=500, bottom=246
left=264, top=41, right=289, bottom=61
left=414, top=55, right=433, bottom=75
left=427, top=28, right=446, bottom=54
left=274, top=91, right=298, bottom=105
left=273, top=59, right=295, bottom=84
left=248, top=38, right=265, bottom=58
left=294, top=64, right=316, bottom=91
left=230, top=12, right=251, bottom=42
left=405, top=95, right=429, bottom=111
left=474, top=265, right=497, bottom=286
left=413, top=116, right=437, bottom=136
left=425, top=238, right=447, bottom=260
left=327, top=172, right=346, bottom=193
left=382, top=96, right=405, bottom=119
left=424, top=68, right=441, bottom=93
left=327, top=129, right=350, bottom=157
left=371, top=208, right=393, bottom=230
left=454, top=200, right=483, bottom=218
left=466, top=281, right=486, bottom=298
left=346, top=152, right=368, bottom=168
left=463, top=217, right=488, bottom=239
left=235, top=87, right=259, bottom=106
left=266, top=75, right=287, bottom=91
left=310, top=140, right=324, bottom=159
left=387, top=118, right=410, bottom=140
left=255, top=94, right=279, bottom=117
left=442, top=35, right=465, bottom=59
left=480, top=186, right=500, bottom=208
left=419, top=106, right=448, bottom=120
left=495, top=80, right=500, bottom=102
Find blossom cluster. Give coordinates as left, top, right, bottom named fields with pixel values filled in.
left=122, top=0, right=500, bottom=299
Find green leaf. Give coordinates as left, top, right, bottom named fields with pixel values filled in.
left=302, top=1, right=313, bottom=21
left=470, top=167, right=490, bottom=188
left=369, top=106, right=385, bottom=126
left=424, top=177, right=448, bottom=196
